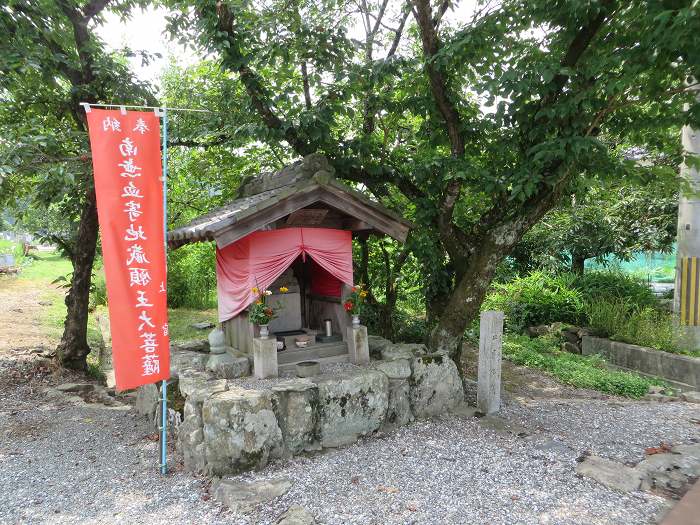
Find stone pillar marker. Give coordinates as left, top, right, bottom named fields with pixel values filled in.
left=347, top=324, right=370, bottom=365
left=477, top=310, right=504, bottom=415
left=253, top=337, right=278, bottom=379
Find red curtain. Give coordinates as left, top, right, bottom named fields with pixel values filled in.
left=216, top=228, right=353, bottom=322
left=310, top=258, right=342, bottom=297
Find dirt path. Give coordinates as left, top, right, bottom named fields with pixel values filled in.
left=0, top=278, right=57, bottom=354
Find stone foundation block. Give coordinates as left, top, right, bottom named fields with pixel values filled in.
left=271, top=379, right=320, bottom=455
left=381, top=343, right=427, bottom=361
left=179, top=398, right=207, bottom=472
left=367, top=335, right=392, bottom=359
left=312, top=369, right=388, bottom=447
left=369, top=358, right=411, bottom=379
left=382, top=379, right=413, bottom=431
left=171, top=350, right=209, bottom=378
left=409, top=353, right=464, bottom=419
left=206, top=352, right=250, bottom=379
left=202, top=387, right=283, bottom=475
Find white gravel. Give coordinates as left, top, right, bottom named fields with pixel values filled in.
left=1, top=353, right=698, bottom=525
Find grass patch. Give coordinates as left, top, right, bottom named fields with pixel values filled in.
left=17, top=251, right=72, bottom=283
left=168, top=307, right=218, bottom=343
left=503, top=334, right=667, bottom=398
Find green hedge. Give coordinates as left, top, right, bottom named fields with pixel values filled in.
left=167, top=242, right=217, bottom=309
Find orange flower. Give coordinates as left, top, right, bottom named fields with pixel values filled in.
left=255, top=300, right=262, bottom=305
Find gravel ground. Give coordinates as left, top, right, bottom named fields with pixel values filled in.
left=2, top=347, right=698, bottom=525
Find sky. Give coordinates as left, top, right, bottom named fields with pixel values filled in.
left=97, top=6, right=197, bottom=88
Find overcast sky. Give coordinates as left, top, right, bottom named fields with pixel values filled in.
left=97, top=6, right=197, bottom=87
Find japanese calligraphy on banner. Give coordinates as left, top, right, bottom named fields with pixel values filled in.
left=86, top=109, right=169, bottom=391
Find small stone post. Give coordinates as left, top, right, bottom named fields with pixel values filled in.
left=253, top=337, right=278, bottom=379
left=477, top=311, right=504, bottom=415
left=347, top=324, right=370, bottom=365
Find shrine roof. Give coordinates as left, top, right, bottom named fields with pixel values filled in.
left=167, top=154, right=412, bottom=249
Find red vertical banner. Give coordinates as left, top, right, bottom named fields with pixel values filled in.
left=85, top=108, right=170, bottom=391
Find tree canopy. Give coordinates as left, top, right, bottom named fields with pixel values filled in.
left=2, top=0, right=700, bottom=368
left=162, top=0, right=700, bottom=359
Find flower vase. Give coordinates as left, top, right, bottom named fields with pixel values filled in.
left=351, top=314, right=360, bottom=327
left=259, top=324, right=270, bottom=339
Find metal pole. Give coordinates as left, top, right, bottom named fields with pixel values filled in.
left=160, top=104, right=169, bottom=475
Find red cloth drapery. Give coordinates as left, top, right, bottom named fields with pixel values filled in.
left=215, top=227, right=353, bottom=322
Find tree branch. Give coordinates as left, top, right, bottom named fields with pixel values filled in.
left=82, top=0, right=111, bottom=20
left=387, top=5, right=410, bottom=58
left=301, top=61, right=312, bottom=110
left=210, top=2, right=313, bottom=156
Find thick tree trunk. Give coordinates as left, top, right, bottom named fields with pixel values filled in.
left=571, top=254, right=586, bottom=275
left=55, top=186, right=99, bottom=371
left=377, top=289, right=398, bottom=341
left=429, top=247, right=503, bottom=359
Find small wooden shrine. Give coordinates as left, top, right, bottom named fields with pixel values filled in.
left=167, top=154, right=411, bottom=370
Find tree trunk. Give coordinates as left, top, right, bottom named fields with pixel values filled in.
left=55, top=185, right=99, bottom=371
left=377, top=288, right=398, bottom=341
left=571, top=254, right=586, bottom=275
left=429, top=247, right=502, bottom=359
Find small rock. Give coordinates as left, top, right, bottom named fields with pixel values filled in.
left=576, top=455, right=643, bottom=492
left=648, top=385, right=664, bottom=395
left=681, top=391, right=700, bottom=404
left=55, top=383, right=95, bottom=394
left=644, top=393, right=676, bottom=403
left=191, top=321, right=215, bottom=330
left=172, top=340, right=210, bottom=353
left=561, top=342, right=580, bottom=354
left=38, top=301, right=52, bottom=306
left=212, top=477, right=292, bottom=513
left=206, top=352, right=250, bottom=379
left=526, top=325, right=550, bottom=338
left=276, top=505, right=316, bottom=525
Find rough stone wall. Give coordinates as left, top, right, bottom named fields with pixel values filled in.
left=170, top=335, right=464, bottom=476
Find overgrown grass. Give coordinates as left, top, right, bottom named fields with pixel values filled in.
left=503, top=334, right=667, bottom=398
left=585, top=298, right=700, bottom=357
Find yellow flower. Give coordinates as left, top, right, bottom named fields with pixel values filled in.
left=252, top=287, right=259, bottom=294
left=279, top=286, right=289, bottom=293
left=255, top=300, right=262, bottom=305
left=359, top=290, right=368, bottom=298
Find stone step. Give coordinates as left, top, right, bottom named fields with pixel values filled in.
left=278, top=353, right=350, bottom=374
left=276, top=342, right=348, bottom=365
